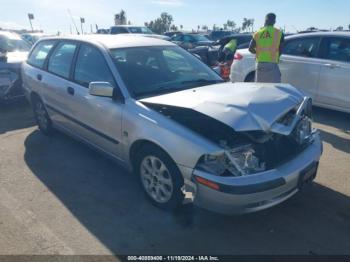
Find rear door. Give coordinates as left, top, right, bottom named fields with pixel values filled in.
left=280, top=36, right=322, bottom=100
left=23, top=40, right=56, bottom=99
left=42, top=41, right=78, bottom=129
left=316, top=36, right=350, bottom=111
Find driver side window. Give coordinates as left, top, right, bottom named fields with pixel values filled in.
left=283, top=37, right=320, bottom=58
left=74, top=44, right=115, bottom=88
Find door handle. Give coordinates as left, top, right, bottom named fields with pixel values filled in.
left=324, top=63, right=340, bottom=69
left=36, top=74, right=42, bottom=81
left=67, top=86, right=75, bottom=95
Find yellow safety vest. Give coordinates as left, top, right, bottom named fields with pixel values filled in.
left=253, top=26, right=282, bottom=63
left=224, top=39, right=237, bottom=52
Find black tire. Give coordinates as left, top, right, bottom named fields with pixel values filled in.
left=245, top=71, right=255, bottom=82
left=134, top=144, right=185, bottom=211
left=32, top=96, right=53, bottom=135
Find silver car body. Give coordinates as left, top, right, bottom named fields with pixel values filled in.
left=22, top=35, right=322, bottom=214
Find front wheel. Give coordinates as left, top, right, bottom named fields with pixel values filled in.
left=135, top=145, right=185, bottom=211
left=33, top=98, right=53, bottom=135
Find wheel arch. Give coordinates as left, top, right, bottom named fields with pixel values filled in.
left=129, top=139, right=175, bottom=171
left=244, top=71, right=256, bottom=82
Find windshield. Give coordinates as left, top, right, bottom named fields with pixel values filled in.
left=191, top=34, right=210, bottom=42
left=129, top=27, right=154, bottom=34
left=110, top=46, right=223, bottom=98
left=0, top=36, right=31, bottom=52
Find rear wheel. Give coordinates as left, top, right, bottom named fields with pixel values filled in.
left=32, top=97, right=53, bottom=135
left=135, top=145, right=185, bottom=210
left=245, top=71, right=255, bottom=82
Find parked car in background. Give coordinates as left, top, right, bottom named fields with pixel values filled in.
left=22, top=34, right=322, bottom=214
left=21, top=32, right=50, bottom=45
left=208, top=30, right=235, bottom=41
left=230, top=32, right=350, bottom=113
left=171, top=33, right=214, bottom=50
left=97, top=29, right=110, bottom=34
left=0, top=31, right=30, bottom=102
left=164, top=31, right=182, bottom=38
left=110, top=25, right=170, bottom=40
left=213, top=34, right=253, bottom=80
left=171, top=33, right=219, bottom=67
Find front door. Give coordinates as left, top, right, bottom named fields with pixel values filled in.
left=280, top=36, right=322, bottom=100
left=67, top=44, right=124, bottom=158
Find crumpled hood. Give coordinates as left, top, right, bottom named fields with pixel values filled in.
left=140, top=82, right=305, bottom=132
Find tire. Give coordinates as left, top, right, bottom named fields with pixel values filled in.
left=32, top=97, right=53, bottom=135
left=245, top=71, right=255, bottom=82
left=135, top=144, right=185, bottom=211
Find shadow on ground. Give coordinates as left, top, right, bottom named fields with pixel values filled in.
left=0, top=100, right=36, bottom=134
left=23, top=129, right=350, bottom=255
left=313, top=107, right=350, bottom=154
left=313, top=107, right=350, bottom=134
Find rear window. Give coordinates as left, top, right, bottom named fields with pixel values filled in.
left=48, top=42, right=77, bottom=78
left=28, top=41, right=56, bottom=69
left=320, top=37, right=350, bottom=63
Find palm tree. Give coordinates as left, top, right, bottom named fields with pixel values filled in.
left=119, top=10, right=127, bottom=25
left=227, top=20, right=236, bottom=31
left=242, top=18, right=248, bottom=32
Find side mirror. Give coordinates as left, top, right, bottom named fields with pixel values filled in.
left=89, top=82, right=114, bottom=98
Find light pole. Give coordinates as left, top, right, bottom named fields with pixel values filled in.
left=28, top=13, right=34, bottom=32
left=80, top=17, right=85, bottom=35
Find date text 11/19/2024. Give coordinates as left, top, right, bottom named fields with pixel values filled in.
left=127, top=256, right=220, bottom=261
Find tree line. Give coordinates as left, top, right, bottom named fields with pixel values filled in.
left=114, top=10, right=255, bottom=34
left=114, top=10, right=350, bottom=34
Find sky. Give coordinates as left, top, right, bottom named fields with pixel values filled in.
left=0, top=0, right=349, bottom=34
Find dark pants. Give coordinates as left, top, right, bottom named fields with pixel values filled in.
left=255, top=62, right=281, bottom=83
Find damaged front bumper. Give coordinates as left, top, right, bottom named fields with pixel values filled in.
left=183, top=132, right=322, bottom=215
left=0, top=63, right=23, bottom=102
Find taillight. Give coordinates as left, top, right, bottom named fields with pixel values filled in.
left=234, top=52, right=243, bottom=60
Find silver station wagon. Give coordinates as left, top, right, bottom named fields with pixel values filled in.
left=22, top=35, right=322, bottom=214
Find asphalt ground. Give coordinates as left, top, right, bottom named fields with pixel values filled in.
left=0, top=100, right=349, bottom=256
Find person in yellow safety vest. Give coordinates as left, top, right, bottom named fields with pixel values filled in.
left=222, top=38, right=237, bottom=62
left=249, top=13, right=285, bottom=83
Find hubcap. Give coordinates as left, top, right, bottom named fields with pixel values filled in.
left=35, top=102, right=48, bottom=130
left=140, top=156, right=173, bottom=203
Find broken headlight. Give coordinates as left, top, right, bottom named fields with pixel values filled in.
left=197, top=145, right=266, bottom=177
left=294, top=117, right=313, bottom=145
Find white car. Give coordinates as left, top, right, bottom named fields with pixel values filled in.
left=230, top=32, right=350, bottom=114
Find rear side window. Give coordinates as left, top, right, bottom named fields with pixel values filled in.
left=320, top=37, right=350, bottom=63
left=74, top=44, right=115, bottom=87
left=48, top=42, right=77, bottom=78
left=28, top=41, right=55, bottom=69
left=283, top=37, right=320, bottom=58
